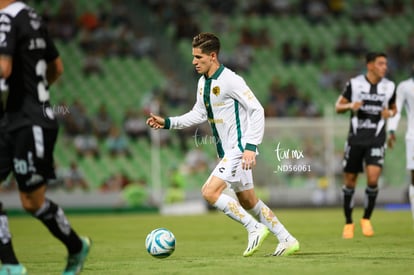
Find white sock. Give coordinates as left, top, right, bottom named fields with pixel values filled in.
left=213, top=193, right=258, bottom=232
left=409, top=185, right=414, bottom=221
left=0, top=215, right=12, bottom=244
left=248, top=200, right=295, bottom=242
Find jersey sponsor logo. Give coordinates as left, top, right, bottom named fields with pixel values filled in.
left=28, top=37, right=46, bottom=50
left=218, top=167, right=225, bottom=173
left=357, top=119, right=377, bottom=129
left=359, top=104, right=383, bottom=114
left=358, top=92, right=386, bottom=101
left=208, top=118, right=223, bottom=124
left=213, top=102, right=225, bottom=107
left=212, top=86, right=220, bottom=96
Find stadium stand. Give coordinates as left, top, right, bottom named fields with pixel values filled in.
left=2, top=0, right=412, bottom=198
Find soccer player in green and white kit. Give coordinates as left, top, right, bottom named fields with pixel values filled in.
left=147, top=32, right=299, bottom=257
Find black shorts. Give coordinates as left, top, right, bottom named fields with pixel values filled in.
left=0, top=126, right=57, bottom=192
left=342, top=143, right=385, bottom=173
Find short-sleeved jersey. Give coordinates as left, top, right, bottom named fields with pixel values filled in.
left=387, top=77, right=414, bottom=139
left=0, top=1, right=59, bottom=131
left=342, top=74, right=396, bottom=146
left=165, top=65, right=265, bottom=158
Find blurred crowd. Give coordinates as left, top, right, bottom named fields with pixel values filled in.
left=2, top=0, right=413, bottom=199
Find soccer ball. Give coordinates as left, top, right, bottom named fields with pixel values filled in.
left=145, top=228, right=176, bottom=258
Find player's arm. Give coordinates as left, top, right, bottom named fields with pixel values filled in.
left=162, top=83, right=207, bottom=129
left=230, top=82, right=264, bottom=150
left=335, top=81, right=363, bottom=114
left=146, top=113, right=165, bottom=129
left=381, top=102, right=397, bottom=119
left=335, top=82, right=362, bottom=113
left=228, top=78, right=264, bottom=169
left=381, top=84, right=397, bottom=119
left=46, top=56, right=64, bottom=85
left=336, top=95, right=364, bottom=113
left=0, top=55, right=12, bottom=111
left=147, top=92, right=207, bottom=130
left=0, top=54, right=12, bottom=79
left=387, top=83, right=405, bottom=148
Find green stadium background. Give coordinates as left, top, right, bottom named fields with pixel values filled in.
left=1, top=0, right=413, bottom=211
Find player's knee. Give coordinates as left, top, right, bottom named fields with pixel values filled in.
left=238, top=197, right=257, bottom=209
left=201, top=187, right=219, bottom=204
left=21, top=199, right=43, bottom=214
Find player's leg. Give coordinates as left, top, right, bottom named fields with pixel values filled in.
left=343, top=172, right=358, bottom=223
left=360, top=145, right=384, bottom=237
left=342, top=144, right=363, bottom=238
left=19, top=187, right=91, bottom=274
left=359, top=164, right=380, bottom=237
left=203, top=158, right=267, bottom=257
left=409, top=171, right=414, bottom=223
left=202, top=175, right=262, bottom=234
left=363, top=165, right=381, bottom=219
left=0, top=202, right=27, bottom=275
left=13, top=126, right=91, bottom=274
left=237, top=189, right=299, bottom=256
left=405, top=139, right=414, bottom=223
left=0, top=132, right=27, bottom=274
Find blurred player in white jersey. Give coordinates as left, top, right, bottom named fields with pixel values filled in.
left=147, top=32, right=299, bottom=257
left=387, top=64, right=414, bottom=224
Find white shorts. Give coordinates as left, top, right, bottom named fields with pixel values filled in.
left=210, top=148, right=254, bottom=193
left=406, top=139, right=414, bottom=170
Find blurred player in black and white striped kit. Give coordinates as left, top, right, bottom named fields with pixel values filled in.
left=0, top=1, right=90, bottom=274
left=335, top=52, right=396, bottom=239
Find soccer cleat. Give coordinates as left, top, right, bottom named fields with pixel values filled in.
left=62, top=236, right=92, bottom=275
left=342, top=223, right=355, bottom=239
left=360, top=219, right=374, bottom=237
left=0, top=264, right=27, bottom=275
left=272, top=239, right=300, bottom=256
left=243, top=223, right=270, bottom=257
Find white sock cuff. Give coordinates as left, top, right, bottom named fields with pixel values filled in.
left=213, top=194, right=232, bottom=211
left=249, top=199, right=265, bottom=216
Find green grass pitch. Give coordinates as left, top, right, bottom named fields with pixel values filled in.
left=8, top=207, right=414, bottom=274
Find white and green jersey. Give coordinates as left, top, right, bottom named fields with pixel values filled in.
left=387, top=77, right=414, bottom=139
left=164, top=65, right=264, bottom=158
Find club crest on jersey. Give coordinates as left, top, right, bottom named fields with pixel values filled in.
left=212, top=86, right=220, bottom=96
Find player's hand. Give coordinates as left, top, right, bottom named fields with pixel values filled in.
left=387, top=131, right=396, bottom=149
left=349, top=101, right=363, bottom=112
left=381, top=108, right=395, bottom=119
left=146, top=113, right=165, bottom=129
left=241, top=150, right=256, bottom=170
